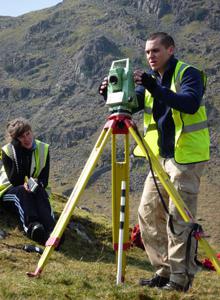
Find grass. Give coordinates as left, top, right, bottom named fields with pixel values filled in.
left=0, top=193, right=220, bottom=300
left=160, top=14, right=175, bottom=24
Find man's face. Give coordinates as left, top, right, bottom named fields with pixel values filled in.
left=145, top=37, right=174, bottom=75
left=17, top=130, right=34, bottom=149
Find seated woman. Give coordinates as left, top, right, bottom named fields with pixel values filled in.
left=0, top=117, right=55, bottom=245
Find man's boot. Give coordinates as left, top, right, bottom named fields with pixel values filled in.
left=139, top=274, right=169, bottom=287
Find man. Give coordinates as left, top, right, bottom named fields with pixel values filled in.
left=0, top=117, right=55, bottom=245
left=133, top=31, right=210, bottom=292
left=100, top=32, right=210, bottom=292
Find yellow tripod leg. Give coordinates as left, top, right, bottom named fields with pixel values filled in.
left=112, top=133, right=130, bottom=281
left=27, top=126, right=112, bottom=277
left=128, top=124, right=220, bottom=274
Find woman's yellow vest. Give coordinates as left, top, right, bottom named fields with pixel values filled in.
left=0, top=139, right=49, bottom=197
left=133, top=60, right=210, bottom=164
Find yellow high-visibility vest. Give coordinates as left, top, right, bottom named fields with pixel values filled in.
left=134, top=60, right=210, bottom=164
left=0, top=139, right=49, bottom=197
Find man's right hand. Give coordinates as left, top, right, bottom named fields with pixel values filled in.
left=99, top=77, right=108, bottom=100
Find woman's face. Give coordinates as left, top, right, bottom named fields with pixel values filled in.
left=17, top=130, right=34, bottom=149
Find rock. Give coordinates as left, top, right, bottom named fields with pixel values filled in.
left=78, top=206, right=92, bottom=213
left=0, top=229, right=7, bottom=240
left=68, top=222, right=92, bottom=244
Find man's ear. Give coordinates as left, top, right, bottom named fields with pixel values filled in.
left=168, top=45, right=175, bottom=55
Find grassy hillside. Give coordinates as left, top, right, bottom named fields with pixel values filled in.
left=0, top=194, right=220, bottom=300
left=0, top=0, right=219, bottom=199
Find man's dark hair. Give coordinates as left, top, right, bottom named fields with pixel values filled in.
left=147, top=32, right=175, bottom=48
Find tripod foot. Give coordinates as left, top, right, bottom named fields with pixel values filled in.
left=26, top=267, right=42, bottom=277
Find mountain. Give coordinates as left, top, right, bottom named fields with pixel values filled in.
left=0, top=0, right=220, bottom=229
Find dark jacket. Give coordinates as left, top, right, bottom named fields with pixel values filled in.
left=1, top=139, right=50, bottom=188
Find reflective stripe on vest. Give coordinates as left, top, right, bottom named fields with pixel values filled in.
left=182, top=120, right=208, bottom=133
left=0, top=144, right=19, bottom=196
left=144, top=107, right=152, bottom=114
left=31, top=140, right=49, bottom=177
left=133, top=60, right=210, bottom=163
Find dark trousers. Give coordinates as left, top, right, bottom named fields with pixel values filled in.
left=2, top=185, right=55, bottom=235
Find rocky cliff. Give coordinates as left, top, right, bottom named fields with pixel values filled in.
left=0, top=0, right=219, bottom=204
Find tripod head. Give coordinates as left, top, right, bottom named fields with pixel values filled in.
left=106, top=58, right=138, bottom=114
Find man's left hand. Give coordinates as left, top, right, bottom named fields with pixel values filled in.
left=134, top=70, right=158, bottom=93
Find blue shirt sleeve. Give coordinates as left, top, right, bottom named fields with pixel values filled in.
left=151, top=67, right=204, bottom=114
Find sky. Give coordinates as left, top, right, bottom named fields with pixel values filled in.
left=0, top=0, right=62, bottom=17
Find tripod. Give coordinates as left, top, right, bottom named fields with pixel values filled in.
left=27, top=112, right=220, bottom=280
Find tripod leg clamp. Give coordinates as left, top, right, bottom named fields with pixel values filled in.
left=45, top=237, right=60, bottom=247
left=114, top=242, right=130, bottom=251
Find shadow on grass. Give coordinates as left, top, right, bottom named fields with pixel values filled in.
left=59, top=213, right=153, bottom=272
left=0, top=205, right=152, bottom=272
left=0, top=206, right=21, bottom=232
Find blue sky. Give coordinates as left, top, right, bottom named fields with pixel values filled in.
left=0, top=0, right=62, bottom=17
